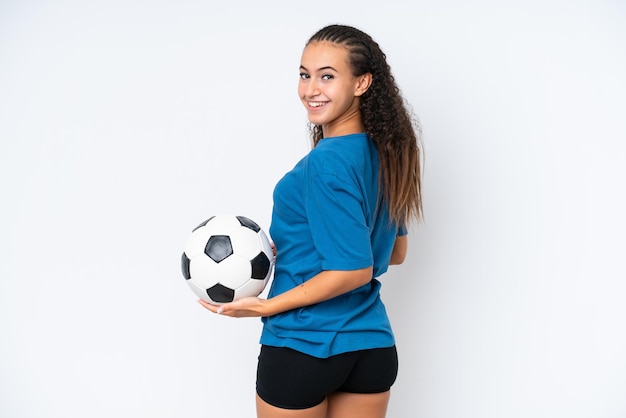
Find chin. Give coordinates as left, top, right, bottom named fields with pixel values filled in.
left=307, top=116, right=324, bottom=126
left=307, top=110, right=332, bottom=125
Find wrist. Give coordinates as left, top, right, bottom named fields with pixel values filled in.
left=260, top=297, right=276, bottom=317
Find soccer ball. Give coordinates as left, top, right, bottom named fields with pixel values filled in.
left=181, top=215, right=274, bottom=305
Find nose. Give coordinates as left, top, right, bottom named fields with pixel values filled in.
left=301, top=78, right=320, bottom=99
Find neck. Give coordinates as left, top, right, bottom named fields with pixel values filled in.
left=321, top=103, right=364, bottom=138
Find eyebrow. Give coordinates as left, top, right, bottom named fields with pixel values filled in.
left=300, top=65, right=338, bottom=72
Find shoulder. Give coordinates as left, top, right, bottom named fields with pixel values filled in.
left=306, top=133, right=370, bottom=174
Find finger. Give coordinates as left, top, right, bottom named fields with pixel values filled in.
left=197, top=299, right=220, bottom=313
left=215, top=302, right=234, bottom=315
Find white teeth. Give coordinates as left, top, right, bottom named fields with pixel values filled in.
left=309, top=102, right=325, bottom=107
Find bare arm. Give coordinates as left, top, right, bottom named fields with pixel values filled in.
left=389, top=235, right=408, bottom=265
left=198, top=266, right=373, bottom=318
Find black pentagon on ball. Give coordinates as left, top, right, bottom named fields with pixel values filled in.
left=205, top=235, right=233, bottom=262
left=207, top=283, right=235, bottom=303
left=181, top=253, right=191, bottom=280
left=250, top=251, right=271, bottom=279
left=237, top=216, right=261, bottom=233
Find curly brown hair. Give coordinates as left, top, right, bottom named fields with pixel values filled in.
left=306, top=24, right=423, bottom=225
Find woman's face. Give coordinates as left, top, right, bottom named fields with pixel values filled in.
left=298, top=41, right=370, bottom=137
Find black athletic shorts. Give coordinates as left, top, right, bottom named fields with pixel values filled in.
left=256, top=344, right=398, bottom=410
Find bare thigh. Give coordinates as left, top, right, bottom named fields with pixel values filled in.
left=327, top=391, right=391, bottom=418
left=256, top=391, right=391, bottom=418
left=256, top=394, right=328, bottom=418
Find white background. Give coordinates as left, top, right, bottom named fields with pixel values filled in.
left=1, top=1, right=625, bottom=417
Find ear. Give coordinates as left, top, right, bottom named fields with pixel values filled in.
left=354, top=72, right=373, bottom=97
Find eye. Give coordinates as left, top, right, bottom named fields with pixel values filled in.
left=299, top=72, right=310, bottom=80
left=321, top=74, right=334, bottom=80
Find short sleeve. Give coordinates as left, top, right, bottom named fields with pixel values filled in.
left=304, top=153, right=373, bottom=271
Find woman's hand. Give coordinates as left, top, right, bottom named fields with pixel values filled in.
left=197, top=297, right=269, bottom=318
left=198, top=266, right=373, bottom=319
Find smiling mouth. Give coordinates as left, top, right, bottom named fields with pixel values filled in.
left=308, top=101, right=327, bottom=108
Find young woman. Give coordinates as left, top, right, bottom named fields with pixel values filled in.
left=199, top=24, right=423, bottom=418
